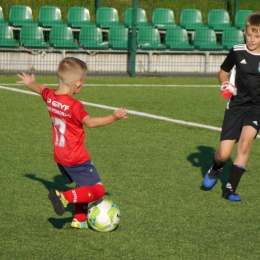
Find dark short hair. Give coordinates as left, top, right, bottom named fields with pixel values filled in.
left=246, top=12, right=260, bottom=29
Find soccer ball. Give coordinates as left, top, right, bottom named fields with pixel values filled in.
left=87, top=199, right=121, bottom=232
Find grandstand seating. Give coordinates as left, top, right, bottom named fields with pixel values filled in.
left=8, top=5, right=36, bottom=27
left=165, top=27, right=194, bottom=50
left=1, top=5, right=250, bottom=52
left=179, top=9, right=204, bottom=31
left=79, top=26, right=109, bottom=49
left=234, top=10, right=252, bottom=30
left=96, top=7, right=122, bottom=29
left=194, top=27, right=223, bottom=50
left=137, top=27, right=166, bottom=50
left=67, top=7, right=94, bottom=28
left=20, top=26, right=49, bottom=48
left=38, top=6, right=64, bottom=28
left=0, top=24, right=19, bottom=47
left=124, top=8, right=148, bottom=29
left=207, top=9, right=232, bottom=31
left=49, top=26, right=78, bottom=48
left=221, top=27, right=245, bottom=50
left=152, top=8, right=177, bottom=30
left=108, top=27, right=129, bottom=50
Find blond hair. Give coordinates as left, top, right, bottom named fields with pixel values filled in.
left=58, top=57, right=87, bottom=86
left=246, top=12, right=260, bottom=33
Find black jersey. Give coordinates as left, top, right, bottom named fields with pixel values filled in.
left=221, top=44, right=260, bottom=106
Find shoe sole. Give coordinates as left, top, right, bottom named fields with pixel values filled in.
left=48, top=189, right=65, bottom=216
left=226, top=194, right=242, bottom=202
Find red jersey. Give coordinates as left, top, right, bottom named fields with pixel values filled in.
left=42, top=88, right=91, bottom=166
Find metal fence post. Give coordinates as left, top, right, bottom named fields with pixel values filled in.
left=129, top=0, right=138, bottom=77
left=95, top=0, right=102, bottom=10
left=235, top=0, right=240, bottom=15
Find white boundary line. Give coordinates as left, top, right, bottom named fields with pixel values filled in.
left=0, top=85, right=222, bottom=132
left=1, top=83, right=220, bottom=88
left=1, top=85, right=259, bottom=138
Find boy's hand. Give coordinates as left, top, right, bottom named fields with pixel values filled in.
left=221, top=81, right=237, bottom=99
left=113, top=107, right=128, bottom=120
left=17, top=72, right=35, bottom=86
left=17, top=72, right=45, bottom=95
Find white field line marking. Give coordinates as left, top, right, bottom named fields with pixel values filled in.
left=1, top=85, right=259, bottom=138
left=1, top=83, right=220, bottom=88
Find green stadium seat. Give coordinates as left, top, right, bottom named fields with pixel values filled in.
left=124, top=8, right=148, bottom=29
left=108, top=26, right=129, bottom=50
left=20, top=25, right=49, bottom=48
left=194, top=27, right=223, bottom=50
left=0, top=6, right=8, bottom=25
left=207, top=9, right=232, bottom=31
left=0, top=25, right=19, bottom=47
left=8, top=5, right=36, bottom=27
left=179, top=9, right=204, bottom=30
left=96, top=7, right=121, bottom=29
left=234, top=10, right=253, bottom=30
left=165, top=27, right=195, bottom=50
left=67, top=7, right=94, bottom=28
left=152, top=8, right=177, bottom=30
left=49, top=26, right=78, bottom=49
left=137, top=27, right=166, bottom=50
left=222, top=27, right=245, bottom=50
left=38, top=6, right=64, bottom=28
left=79, top=26, right=109, bottom=49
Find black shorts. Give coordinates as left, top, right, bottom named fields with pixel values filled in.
left=220, top=103, right=260, bottom=141
left=57, top=160, right=101, bottom=187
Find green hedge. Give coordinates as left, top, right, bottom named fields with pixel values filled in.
left=1, top=0, right=259, bottom=24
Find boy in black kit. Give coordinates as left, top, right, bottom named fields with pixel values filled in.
left=204, top=13, right=260, bottom=202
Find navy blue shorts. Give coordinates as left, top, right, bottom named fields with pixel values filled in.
left=57, top=160, right=101, bottom=187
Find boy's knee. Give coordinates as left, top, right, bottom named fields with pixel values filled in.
left=93, top=184, right=105, bottom=200
left=216, top=151, right=230, bottom=163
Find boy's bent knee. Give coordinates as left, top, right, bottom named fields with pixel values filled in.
left=216, top=151, right=230, bottom=163
left=93, top=183, right=105, bottom=201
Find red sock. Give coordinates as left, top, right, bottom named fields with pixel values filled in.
left=74, top=203, right=88, bottom=222
left=61, top=184, right=105, bottom=204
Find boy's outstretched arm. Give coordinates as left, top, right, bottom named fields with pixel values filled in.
left=83, top=107, right=128, bottom=128
left=17, top=72, right=45, bottom=95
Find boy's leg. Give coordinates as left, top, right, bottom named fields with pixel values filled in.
left=48, top=184, right=105, bottom=219
left=224, top=164, right=244, bottom=201
left=69, top=184, right=105, bottom=229
left=71, top=203, right=88, bottom=229
left=224, top=125, right=257, bottom=201
left=62, top=183, right=105, bottom=203
left=204, top=140, right=235, bottom=188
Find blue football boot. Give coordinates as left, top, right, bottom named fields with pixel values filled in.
left=203, top=166, right=223, bottom=188
left=224, top=189, right=242, bottom=202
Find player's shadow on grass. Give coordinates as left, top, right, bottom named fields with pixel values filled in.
left=187, top=145, right=233, bottom=193
left=24, top=173, right=74, bottom=227
left=24, top=173, right=71, bottom=192
left=47, top=217, right=72, bottom=229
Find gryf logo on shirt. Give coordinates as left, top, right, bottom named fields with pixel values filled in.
left=47, top=98, right=70, bottom=111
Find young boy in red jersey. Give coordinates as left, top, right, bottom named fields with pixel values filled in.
left=203, top=13, right=260, bottom=202
left=17, top=57, right=128, bottom=229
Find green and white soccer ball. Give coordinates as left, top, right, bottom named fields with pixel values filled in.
left=87, top=199, right=121, bottom=232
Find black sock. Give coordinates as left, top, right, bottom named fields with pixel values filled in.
left=226, top=164, right=245, bottom=191
left=212, top=156, right=225, bottom=170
